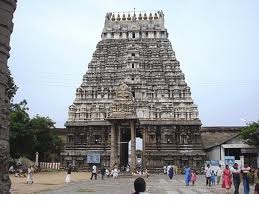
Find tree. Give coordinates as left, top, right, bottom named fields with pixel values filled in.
left=240, top=121, right=259, bottom=146
left=10, top=101, right=64, bottom=161
left=30, top=115, right=63, bottom=162
left=10, top=100, right=34, bottom=158
left=6, top=67, right=18, bottom=101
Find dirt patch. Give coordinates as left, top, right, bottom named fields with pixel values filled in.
left=10, top=171, right=91, bottom=194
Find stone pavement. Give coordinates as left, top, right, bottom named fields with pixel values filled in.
left=41, top=174, right=253, bottom=194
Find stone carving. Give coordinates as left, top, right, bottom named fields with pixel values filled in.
left=109, top=83, right=136, bottom=118
left=0, top=0, right=17, bottom=194
left=116, top=82, right=133, bottom=99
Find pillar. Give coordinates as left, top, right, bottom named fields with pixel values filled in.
left=0, top=0, right=17, bottom=194
left=142, top=127, right=146, bottom=168
left=240, top=155, right=244, bottom=168
left=257, top=154, right=259, bottom=168
left=117, top=125, right=121, bottom=168
left=114, top=124, right=118, bottom=166
left=130, top=120, right=136, bottom=171
left=110, top=124, right=116, bottom=169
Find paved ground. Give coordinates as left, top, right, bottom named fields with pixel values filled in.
left=41, top=174, right=253, bottom=194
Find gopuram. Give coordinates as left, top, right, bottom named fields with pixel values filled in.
left=62, top=10, right=206, bottom=171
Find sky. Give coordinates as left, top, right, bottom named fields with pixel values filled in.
left=9, top=0, right=259, bottom=128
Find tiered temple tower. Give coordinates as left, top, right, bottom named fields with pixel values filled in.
left=63, top=11, right=206, bottom=171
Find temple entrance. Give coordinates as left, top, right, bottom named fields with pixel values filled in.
left=119, top=127, right=130, bottom=170
left=128, top=137, right=143, bottom=168
left=118, top=127, right=143, bottom=171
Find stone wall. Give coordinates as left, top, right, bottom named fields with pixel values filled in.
left=0, top=0, right=16, bottom=194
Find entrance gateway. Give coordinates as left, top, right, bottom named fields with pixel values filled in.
left=61, top=11, right=206, bottom=171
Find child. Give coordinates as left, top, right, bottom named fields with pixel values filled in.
left=211, top=170, right=216, bottom=185
left=191, top=169, right=197, bottom=186
left=145, top=168, right=149, bottom=178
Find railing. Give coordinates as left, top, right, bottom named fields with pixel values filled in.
left=39, top=162, right=61, bottom=170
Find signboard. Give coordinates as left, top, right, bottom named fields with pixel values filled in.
left=210, top=160, right=219, bottom=166
left=241, top=149, right=257, bottom=154
left=194, top=157, right=202, bottom=161
left=224, top=156, right=235, bottom=167
left=205, top=161, right=211, bottom=165
left=87, top=153, right=100, bottom=164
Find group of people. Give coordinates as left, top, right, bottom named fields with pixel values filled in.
left=205, top=163, right=259, bottom=194
left=65, top=164, right=121, bottom=183
left=165, top=164, right=197, bottom=186
left=164, top=165, right=174, bottom=180
left=183, top=166, right=198, bottom=186
left=163, top=165, right=178, bottom=176
left=103, top=166, right=119, bottom=179
left=9, top=165, right=35, bottom=184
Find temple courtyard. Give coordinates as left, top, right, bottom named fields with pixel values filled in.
left=10, top=171, right=253, bottom=194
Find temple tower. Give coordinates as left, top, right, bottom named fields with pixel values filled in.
left=63, top=11, right=205, bottom=171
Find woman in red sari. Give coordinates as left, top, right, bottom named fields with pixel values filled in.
left=222, top=165, right=232, bottom=193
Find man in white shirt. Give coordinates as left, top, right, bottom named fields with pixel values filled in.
left=90, top=164, right=97, bottom=180
left=205, top=164, right=212, bottom=187
left=216, top=164, right=223, bottom=185
left=163, top=165, right=167, bottom=174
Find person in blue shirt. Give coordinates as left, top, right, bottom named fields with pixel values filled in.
left=184, top=165, right=191, bottom=186
left=210, top=170, right=216, bottom=185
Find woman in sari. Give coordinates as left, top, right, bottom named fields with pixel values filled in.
left=222, top=165, right=232, bottom=193
left=184, top=165, right=191, bottom=186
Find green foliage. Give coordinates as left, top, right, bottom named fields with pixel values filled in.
left=30, top=115, right=63, bottom=161
left=10, top=100, right=64, bottom=161
left=6, top=68, right=18, bottom=101
left=10, top=100, right=34, bottom=158
left=240, top=121, right=259, bottom=146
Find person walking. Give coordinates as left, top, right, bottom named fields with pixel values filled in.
left=90, top=164, right=97, bottom=180
left=101, top=166, right=106, bottom=180
left=26, top=166, right=33, bottom=184
left=184, top=165, right=191, bottom=186
left=241, top=164, right=251, bottom=194
left=231, top=163, right=241, bottom=194
left=105, top=168, right=110, bottom=178
left=163, top=165, right=167, bottom=175
left=65, top=164, right=72, bottom=183
left=211, top=170, right=216, bottom=186
left=222, top=165, right=232, bottom=193
left=191, top=169, right=197, bottom=186
left=205, top=164, right=212, bottom=187
left=113, top=166, right=119, bottom=179
left=145, top=168, right=149, bottom=178
left=168, top=166, right=174, bottom=180
left=216, top=164, right=223, bottom=185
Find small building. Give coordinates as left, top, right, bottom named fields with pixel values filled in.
left=201, top=127, right=259, bottom=168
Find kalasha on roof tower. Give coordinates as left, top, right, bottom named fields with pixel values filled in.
left=62, top=10, right=206, bottom=171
